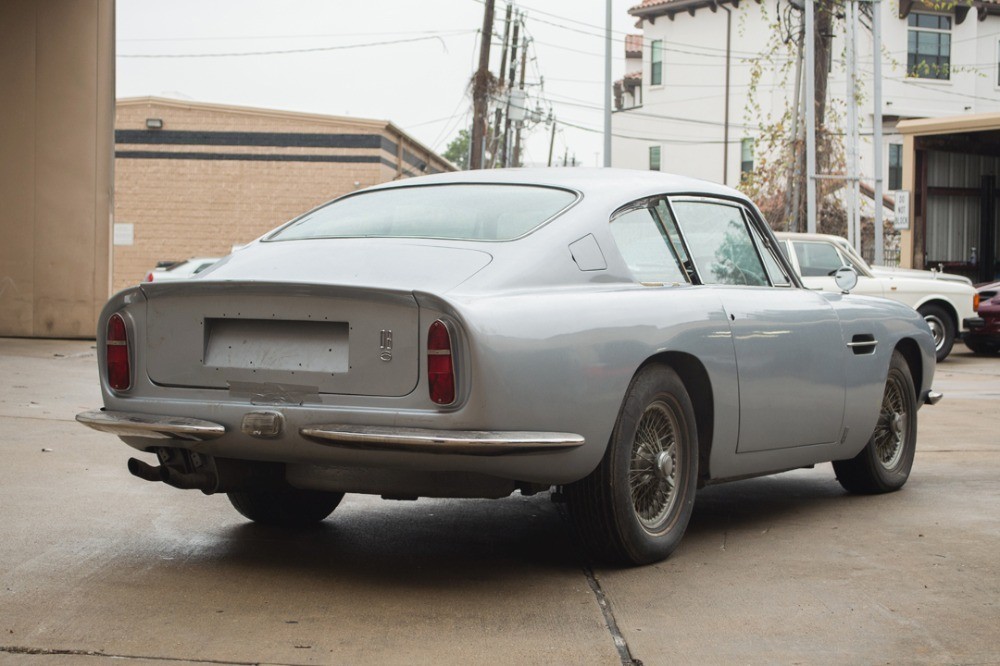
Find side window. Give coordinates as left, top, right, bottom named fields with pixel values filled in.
left=610, top=207, right=688, bottom=284
left=792, top=241, right=848, bottom=277
left=671, top=200, right=769, bottom=286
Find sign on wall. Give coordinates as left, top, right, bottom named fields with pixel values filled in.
left=893, top=191, right=910, bottom=231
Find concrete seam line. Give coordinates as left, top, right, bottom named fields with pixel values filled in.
left=0, top=645, right=310, bottom=666
left=581, top=566, right=643, bottom=666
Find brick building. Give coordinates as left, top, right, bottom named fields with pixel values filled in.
left=113, top=97, right=455, bottom=292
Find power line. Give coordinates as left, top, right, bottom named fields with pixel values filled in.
left=119, top=29, right=474, bottom=43
left=118, top=32, right=475, bottom=58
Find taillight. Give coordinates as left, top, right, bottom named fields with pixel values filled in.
left=973, top=293, right=980, bottom=311
left=106, top=313, right=131, bottom=391
left=145, top=272, right=154, bottom=282
left=427, top=320, right=455, bottom=405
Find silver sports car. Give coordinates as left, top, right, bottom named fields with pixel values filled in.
left=78, top=168, right=940, bottom=565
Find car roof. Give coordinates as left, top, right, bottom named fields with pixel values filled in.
left=363, top=167, right=745, bottom=204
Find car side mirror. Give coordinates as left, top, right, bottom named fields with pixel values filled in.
left=833, top=266, right=858, bottom=293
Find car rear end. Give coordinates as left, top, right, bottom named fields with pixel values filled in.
left=78, top=181, right=591, bottom=499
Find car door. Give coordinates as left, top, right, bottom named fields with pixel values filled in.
left=670, top=198, right=848, bottom=453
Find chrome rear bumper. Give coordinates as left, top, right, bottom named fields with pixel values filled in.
left=76, top=410, right=226, bottom=441
left=77, top=409, right=585, bottom=456
left=301, top=424, right=585, bottom=456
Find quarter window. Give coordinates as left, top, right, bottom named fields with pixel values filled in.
left=610, top=206, right=687, bottom=284
left=651, top=40, right=663, bottom=86
left=907, top=13, right=951, bottom=80
left=671, top=201, right=769, bottom=286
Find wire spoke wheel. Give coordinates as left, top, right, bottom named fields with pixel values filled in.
left=872, top=374, right=907, bottom=470
left=833, top=350, right=917, bottom=494
left=629, top=399, right=682, bottom=532
left=564, top=363, right=699, bottom=565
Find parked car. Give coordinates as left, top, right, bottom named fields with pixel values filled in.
left=144, top=257, right=220, bottom=283
left=775, top=232, right=981, bottom=362
left=78, top=169, right=939, bottom=566
left=964, top=281, right=1000, bottom=355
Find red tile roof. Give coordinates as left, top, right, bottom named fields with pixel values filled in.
left=625, top=34, right=643, bottom=57
left=630, top=0, right=672, bottom=11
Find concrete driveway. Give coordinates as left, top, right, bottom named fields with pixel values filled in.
left=1, top=337, right=997, bottom=665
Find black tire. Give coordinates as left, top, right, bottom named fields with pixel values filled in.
left=227, top=487, right=344, bottom=526
left=565, top=364, right=698, bottom=566
left=833, top=350, right=917, bottom=494
left=964, top=336, right=1000, bottom=356
left=918, top=304, right=955, bottom=362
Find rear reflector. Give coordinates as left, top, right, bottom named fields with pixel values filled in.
left=427, top=320, right=455, bottom=405
left=107, top=313, right=131, bottom=391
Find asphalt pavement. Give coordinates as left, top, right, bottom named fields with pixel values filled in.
left=0, top=337, right=997, bottom=665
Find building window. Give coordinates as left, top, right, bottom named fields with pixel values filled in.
left=907, top=13, right=951, bottom=80
left=740, top=138, right=754, bottom=176
left=651, top=40, right=663, bottom=86
left=889, top=144, right=903, bottom=190
left=649, top=145, right=661, bottom=171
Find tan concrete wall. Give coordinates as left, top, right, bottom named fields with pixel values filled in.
left=0, top=0, right=114, bottom=338
left=112, top=100, right=452, bottom=292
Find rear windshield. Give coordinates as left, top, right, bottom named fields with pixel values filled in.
left=269, top=184, right=577, bottom=242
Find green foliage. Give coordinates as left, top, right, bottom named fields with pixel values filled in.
left=443, top=128, right=471, bottom=170
left=739, top=4, right=846, bottom=236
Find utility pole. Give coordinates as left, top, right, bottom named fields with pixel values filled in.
left=872, top=0, right=885, bottom=265
left=845, top=0, right=859, bottom=248
left=512, top=31, right=528, bottom=167
left=470, top=0, right=495, bottom=170
left=489, top=4, right=513, bottom=169
left=784, top=13, right=805, bottom=232
left=805, top=0, right=817, bottom=233
left=501, top=14, right=520, bottom=168
left=721, top=4, right=732, bottom=185
left=603, top=0, right=612, bottom=166
left=547, top=115, right=557, bottom=167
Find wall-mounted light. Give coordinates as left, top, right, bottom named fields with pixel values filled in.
left=145, top=118, right=164, bottom=130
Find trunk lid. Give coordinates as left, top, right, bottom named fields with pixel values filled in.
left=143, top=282, right=421, bottom=396
left=141, top=242, right=489, bottom=396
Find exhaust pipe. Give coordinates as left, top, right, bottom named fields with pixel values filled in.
left=127, top=454, right=283, bottom=494
left=127, top=457, right=168, bottom=483
left=127, top=456, right=217, bottom=492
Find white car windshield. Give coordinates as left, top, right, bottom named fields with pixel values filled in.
left=269, top=184, right=577, bottom=242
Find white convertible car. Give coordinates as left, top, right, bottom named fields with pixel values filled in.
left=77, top=170, right=940, bottom=566
left=776, top=233, right=982, bottom=361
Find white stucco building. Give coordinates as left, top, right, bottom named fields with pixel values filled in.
left=612, top=0, right=1000, bottom=191
left=612, top=0, right=1000, bottom=280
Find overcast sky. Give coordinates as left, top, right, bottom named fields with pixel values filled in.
left=117, top=0, right=638, bottom=167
